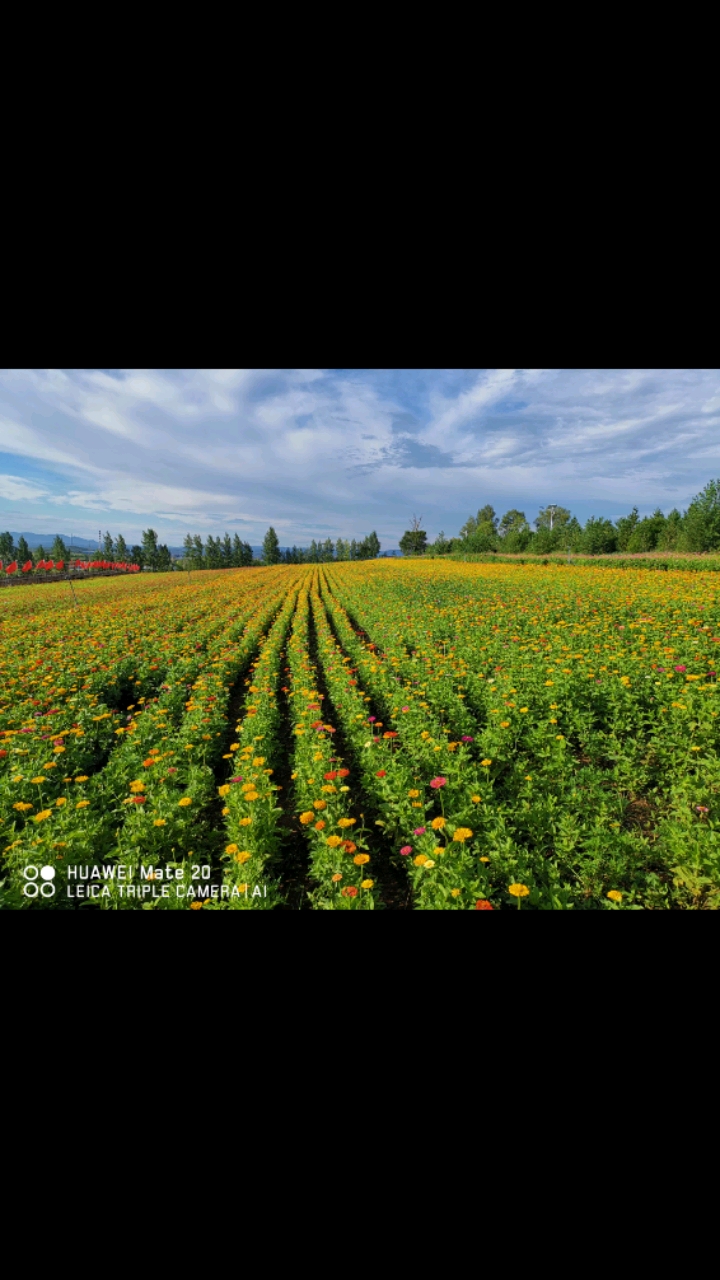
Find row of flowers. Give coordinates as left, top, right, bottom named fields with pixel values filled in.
left=2, top=572, right=294, bottom=907
left=0, top=559, right=140, bottom=574
left=286, top=577, right=377, bottom=908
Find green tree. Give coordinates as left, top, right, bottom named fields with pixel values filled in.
left=262, top=527, right=281, bottom=565
left=627, top=509, right=665, bottom=553
left=499, top=509, right=529, bottom=535
left=156, top=544, right=173, bottom=572
left=335, top=538, right=349, bottom=561
left=33, top=543, right=47, bottom=565
left=399, top=528, right=428, bottom=554
left=114, top=533, right=128, bottom=562
left=0, top=532, right=15, bottom=561
left=465, top=521, right=498, bottom=552
left=204, top=536, right=222, bottom=568
left=535, top=505, right=571, bottom=532
left=349, top=539, right=358, bottom=560
left=191, top=535, right=205, bottom=567
left=477, top=505, right=498, bottom=531
left=580, top=516, right=617, bottom=555
left=102, top=531, right=115, bottom=561
left=615, top=507, right=640, bottom=552
left=222, top=534, right=233, bottom=566
left=50, top=535, right=70, bottom=562
left=657, top=509, right=682, bottom=551
left=678, top=479, right=720, bottom=552
left=16, top=536, right=31, bottom=565
left=141, top=529, right=159, bottom=570
left=359, top=531, right=381, bottom=558
left=131, top=545, right=144, bottom=568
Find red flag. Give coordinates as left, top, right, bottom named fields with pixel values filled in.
left=22, top=561, right=33, bottom=572
left=6, top=561, right=17, bottom=574
left=54, top=561, right=64, bottom=571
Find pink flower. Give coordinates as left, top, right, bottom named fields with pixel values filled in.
left=230, top=776, right=243, bottom=783
left=402, top=706, right=410, bottom=712
left=656, top=667, right=665, bottom=672
left=674, top=665, right=687, bottom=673
left=368, top=716, right=376, bottom=722
left=429, top=776, right=447, bottom=789
left=461, top=735, right=473, bottom=742
left=413, top=827, right=426, bottom=835
left=400, top=845, right=412, bottom=856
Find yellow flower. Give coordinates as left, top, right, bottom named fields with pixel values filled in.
left=420, top=731, right=430, bottom=740
left=414, top=854, right=428, bottom=866
left=253, top=757, right=265, bottom=767
left=222, top=806, right=230, bottom=816
left=331, top=873, right=343, bottom=882
left=53, top=746, right=65, bottom=753
left=326, top=835, right=343, bottom=848
left=453, top=828, right=473, bottom=842
left=31, top=776, right=47, bottom=784
left=129, top=780, right=146, bottom=793
left=508, top=883, right=530, bottom=898
left=226, top=843, right=239, bottom=855
left=55, top=797, right=66, bottom=807
left=431, top=816, right=446, bottom=830
left=525, top=775, right=532, bottom=781
left=313, top=799, right=327, bottom=810
left=185, top=744, right=194, bottom=750
left=202, top=734, right=212, bottom=741
left=321, top=784, right=336, bottom=793
left=519, top=707, right=529, bottom=713
left=408, top=789, right=420, bottom=798
left=75, top=776, right=89, bottom=783
left=299, top=811, right=315, bottom=825
left=190, top=901, right=203, bottom=910
left=244, top=791, right=260, bottom=802
left=480, top=759, right=492, bottom=767
left=230, top=743, right=240, bottom=750
left=76, top=800, right=90, bottom=809
left=218, top=784, right=230, bottom=797
left=153, top=819, right=166, bottom=827
left=607, top=890, right=623, bottom=903
left=13, top=801, right=33, bottom=812
left=235, top=851, right=251, bottom=864
left=423, top=860, right=436, bottom=869
left=178, top=797, right=192, bottom=807
left=480, top=856, right=490, bottom=863
left=33, top=809, right=52, bottom=822
left=690, top=746, right=701, bottom=751
left=337, top=817, right=356, bottom=828
left=549, top=718, right=557, bottom=724
left=239, top=817, right=252, bottom=826
left=353, top=853, right=370, bottom=865
left=361, top=879, right=374, bottom=889
left=451, top=888, right=461, bottom=898
left=471, top=795, right=481, bottom=803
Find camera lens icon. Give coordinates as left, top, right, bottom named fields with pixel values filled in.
left=23, top=865, right=56, bottom=898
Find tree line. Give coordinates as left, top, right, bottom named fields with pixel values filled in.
left=399, top=481, right=720, bottom=557
left=0, top=527, right=384, bottom=572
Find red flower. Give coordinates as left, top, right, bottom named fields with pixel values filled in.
left=475, top=899, right=494, bottom=910
left=310, top=720, right=324, bottom=729
left=337, top=768, right=349, bottom=777
left=22, top=561, right=32, bottom=572
left=6, top=561, right=17, bottom=574
left=324, top=771, right=338, bottom=780
left=376, top=770, right=387, bottom=777
left=133, top=796, right=146, bottom=804
left=383, top=730, right=399, bottom=739
left=0, top=750, right=6, bottom=758
left=341, top=886, right=358, bottom=898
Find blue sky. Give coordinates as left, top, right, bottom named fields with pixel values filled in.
left=1, top=368, right=719, bottom=549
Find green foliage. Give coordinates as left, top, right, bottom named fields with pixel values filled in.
left=580, top=516, right=618, bottom=555
left=0, top=532, right=15, bottom=561
left=262, top=526, right=281, bottom=565
left=141, top=529, right=159, bottom=570
left=16, top=536, right=31, bottom=565
left=678, top=478, right=720, bottom=552
left=399, top=528, right=428, bottom=555
left=114, top=534, right=128, bottom=562
left=50, top=534, right=70, bottom=562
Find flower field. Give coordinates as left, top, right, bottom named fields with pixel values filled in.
left=2, top=559, right=720, bottom=909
